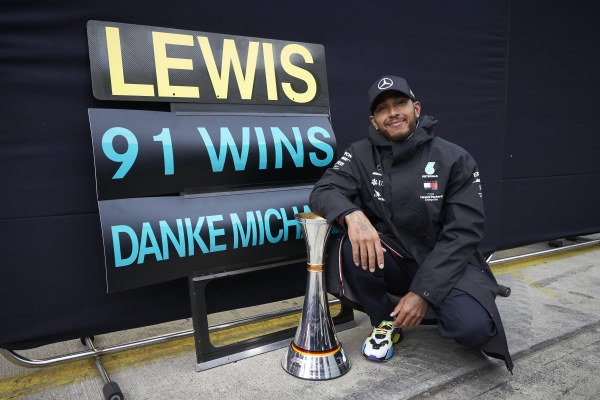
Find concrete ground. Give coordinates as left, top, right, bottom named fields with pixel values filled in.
left=1, top=235, right=599, bottom=400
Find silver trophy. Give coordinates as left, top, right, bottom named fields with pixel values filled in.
left=282, top=212, right=350, bottom=380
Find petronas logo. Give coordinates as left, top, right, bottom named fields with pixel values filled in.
left=425, top=162, right=436, bottom=175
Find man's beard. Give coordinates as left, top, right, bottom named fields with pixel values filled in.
left=379, top=115, right=418, bottom=142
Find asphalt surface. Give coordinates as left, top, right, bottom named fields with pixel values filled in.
left=1, top=236, right=599, bottom=400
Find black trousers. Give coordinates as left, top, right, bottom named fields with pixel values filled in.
left=340, top=237, right=496, bottom=350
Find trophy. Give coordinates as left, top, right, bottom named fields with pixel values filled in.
left=282, top=212, right=350, bottom=380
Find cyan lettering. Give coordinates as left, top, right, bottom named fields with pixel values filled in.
left=159, top=219, right=186, bottom=260
left=198, top=127, right=250, bottom=172
left=112, top=225, right=139, bottom=268
left=230, top=211, right=257, bottom=248
left=207, top=215, right=227, bottom=252
left=271, top=126, right=304, bottom=168
left=185, top=217, right=209, bottom=255
left=280, top=207, right=299, bottom=241
left=255, top=210, right=265, bottom=245
left=264, top=208, right=283, bottom=244
left=254, top=127, right=268, bottom=170
left=138, top=222, right=163, bottom=264
left=307, top=126, right=334, bottom=167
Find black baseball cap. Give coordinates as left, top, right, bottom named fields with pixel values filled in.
left=368, top=75, right=416, bottom=114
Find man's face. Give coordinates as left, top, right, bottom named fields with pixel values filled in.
left=369, top=91, right=421, bottom=141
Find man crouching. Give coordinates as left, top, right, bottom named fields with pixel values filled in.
left=309, top=75, right=513, bottom=372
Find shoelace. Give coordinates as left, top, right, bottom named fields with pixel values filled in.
left=374, top=324, right=393, bottom=338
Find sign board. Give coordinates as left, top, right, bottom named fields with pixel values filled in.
left=87, top=20, right=329, bottom=106
left=89, top=109, right=335, bottom=200
left=98, top=188, right=313, bottom=292
left=87, top=21, right=335, bottom=292
left=88, top=108, right=336, bottom=292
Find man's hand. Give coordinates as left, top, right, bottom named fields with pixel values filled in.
left=390, top=292, right=428, bottom=328
left=345, top=210, right=385, bottom=272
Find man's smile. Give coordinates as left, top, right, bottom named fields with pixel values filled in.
left=386, top=118, right=407, bottom=127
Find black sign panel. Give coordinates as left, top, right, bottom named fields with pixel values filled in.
left=89, top=108, right=337, bottom=291
left=89, top=109, right=336, bottom=200
left=101, top=188, right=312, bottom=293
left=87, top=20, right=329, bottom=106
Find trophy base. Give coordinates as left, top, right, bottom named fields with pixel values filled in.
left=282, top=342, right=350, bottom=380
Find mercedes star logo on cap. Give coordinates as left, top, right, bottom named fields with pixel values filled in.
left=377, top=77, right=393, bottom=90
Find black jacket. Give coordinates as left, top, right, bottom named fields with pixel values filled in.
left=310, top=115, right=513, bottom=372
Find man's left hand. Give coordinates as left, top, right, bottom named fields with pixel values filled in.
left=390, top=292, right=428, bottom=328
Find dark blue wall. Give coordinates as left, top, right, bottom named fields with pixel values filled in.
left=1, top=0, right=598, bottom=349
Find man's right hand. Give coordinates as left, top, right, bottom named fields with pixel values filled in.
left=344, top=210, right=385, bottom=272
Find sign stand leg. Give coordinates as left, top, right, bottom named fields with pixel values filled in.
left=82, top=337, right=125, bottom=400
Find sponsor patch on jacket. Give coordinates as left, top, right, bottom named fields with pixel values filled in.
left=425, top=162, right=436, bottom=175
left=473, top=171, right=483, bottom=197
left=373, top=189, right=385, bottom=201
left=333, top=150, right=353, bottom=170
left=420, top=193, right=444, bottom=202
left=422, top=162, right=438, bottom=179
left=423, top=181, right=438, bottom=190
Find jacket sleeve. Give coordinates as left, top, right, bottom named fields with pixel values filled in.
left=309, top=146, right=362, bottom=225
left=409, top=152, right=485, bottom=308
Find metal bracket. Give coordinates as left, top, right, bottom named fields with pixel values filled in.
left=190, top=276, right=355, bottom=372
left=169, top=102, right=330, bottom=118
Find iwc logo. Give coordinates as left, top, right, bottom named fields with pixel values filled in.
left=378, top=77, right=393, bottom=90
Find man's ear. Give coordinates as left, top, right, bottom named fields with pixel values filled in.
left=413, top=101, right=421, bottom=118
left=369, top=115, right=378, bottom=130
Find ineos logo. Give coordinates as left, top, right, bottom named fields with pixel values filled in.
left=378, top=78, right=393, bottom=89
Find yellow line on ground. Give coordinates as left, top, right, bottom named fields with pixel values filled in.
left=2, top=244, right=599, bottom=399
left=489, top=242, right=600, bottom=276
left=510, top=272, right=558, bottom=297
left=0, top=337, right=195, bottom=400
left=0, top=359, right=98, bottom=400
left=0, top=304, right=340, bottom=400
